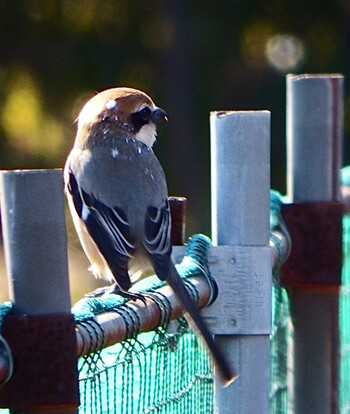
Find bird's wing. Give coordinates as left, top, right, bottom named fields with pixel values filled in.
left=66, top=168, right=135, bottom=290
left=143, top=200, right=172, bottom=281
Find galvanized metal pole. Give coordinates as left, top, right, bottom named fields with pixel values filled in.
left=209, top=111, right=272, bottom=413
left=286, top=74, right=343, bottom=414
left=0, top=169, right=79, bottom=413
left=1, top=170, right=72, bottom=315
left=287, top=74, right=343, bottom=203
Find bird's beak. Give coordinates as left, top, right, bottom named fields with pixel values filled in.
left=151, top=107, right=168, bottom=123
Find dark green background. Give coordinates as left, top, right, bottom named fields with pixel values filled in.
left=0, top=0, right=349, bottom=234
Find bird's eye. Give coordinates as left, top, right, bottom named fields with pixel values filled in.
left=129, top=106, right=152, bottom=132
left=138, top=107, right=151, bottom=121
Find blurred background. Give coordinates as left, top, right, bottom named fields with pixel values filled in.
left=0, top=0, right=349, bottom=302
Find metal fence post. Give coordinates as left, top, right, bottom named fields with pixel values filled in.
left=208, top=111, right=272, bottom=413
left=285, top=74, right=344, bottom=414
left=0, top=169, right=79, bottom=413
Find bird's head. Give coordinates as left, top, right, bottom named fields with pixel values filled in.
left=76, top=87, right=168, bottom=148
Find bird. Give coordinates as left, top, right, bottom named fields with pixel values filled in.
left=64, top=87, right=236, bottom=387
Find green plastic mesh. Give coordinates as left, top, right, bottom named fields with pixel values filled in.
left=78, top=323, right=213, bottom=414
left=340, top=214, right=350, bottom=413
left=339, top=167, right=350, bottom=413
left=269, top=191, right=291, bottom=414
left=269, top=284, right=290, bottom=413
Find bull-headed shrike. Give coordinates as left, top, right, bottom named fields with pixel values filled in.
left=64, top=87, right=236, bottom=386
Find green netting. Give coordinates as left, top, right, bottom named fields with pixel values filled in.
left=78, top=323, right=213, bottom=414
left=269, top=190, right=291, bottom=414
left=269, top=285, right=290, bottom=414
left=340, top=214, right=350, bottom=414
left=76, top=281, right=292, bottom=413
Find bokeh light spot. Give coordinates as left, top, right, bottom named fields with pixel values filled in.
left=266, top=34, right=304, bottom=72
left=1, top=69, right=65, bottom=159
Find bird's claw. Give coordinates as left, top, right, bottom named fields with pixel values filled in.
left=85, top=284, right=118, bottom=298
left=85, top=283, right=147, bottom=304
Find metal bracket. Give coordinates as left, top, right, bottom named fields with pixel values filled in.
left=173, top=245, right=272, bottom=335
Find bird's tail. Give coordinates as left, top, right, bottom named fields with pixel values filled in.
left=164, top=260, right=237, bottom=387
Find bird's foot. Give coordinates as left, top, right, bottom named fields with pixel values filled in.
left=85, top=284, right=118, bottom=298
left=85, top=283, right=147, bottom=304
left=119, top=290, right=148, bottom=304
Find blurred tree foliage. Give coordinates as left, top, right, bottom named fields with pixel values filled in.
left=0, top=0, right=350, bottom=233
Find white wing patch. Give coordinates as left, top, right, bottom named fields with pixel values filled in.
left=81, top=204, right=90, bottom=221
